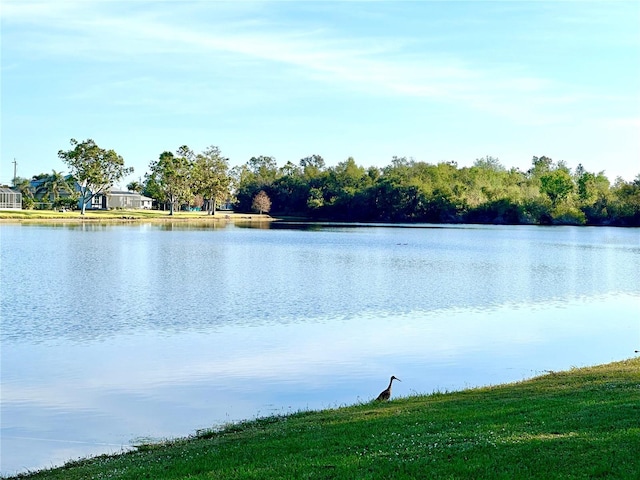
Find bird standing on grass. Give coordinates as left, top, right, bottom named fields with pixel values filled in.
left=376, top=375, right=401, bottom=401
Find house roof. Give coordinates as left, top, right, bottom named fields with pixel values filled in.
left=108, top=190, right=152, bottom=200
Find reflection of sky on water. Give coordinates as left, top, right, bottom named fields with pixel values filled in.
left=3, top=294, right=638, bottom=475
left=3, top=224, right=639, bottom=344
left=1, top=223, right=639, bottom=475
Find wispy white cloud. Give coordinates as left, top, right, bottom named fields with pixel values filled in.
left=3, top=0, right=638, bottom=181
left=2, top=0, right=578, bottom=124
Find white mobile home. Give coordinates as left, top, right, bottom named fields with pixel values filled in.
left=80, top=190, right=153, bottom=210
left=103, top=191, right=153, bottom=209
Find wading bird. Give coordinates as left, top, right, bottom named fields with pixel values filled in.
left=376, top=375, right=401, bottom=401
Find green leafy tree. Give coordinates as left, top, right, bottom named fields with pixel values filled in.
left=323, top=157, right=373, bottom=219
left=13, top=177, right=35, bottom=209
left=232, top=156, right=279, bottom=213
left=573, top=167, right=611, bottom=223
left=142, top=174, right=163, bottom=208
left=35, top=170, right=76, bottom=207
left=248, top=156, right=278, bottom=185
left=127, top=181, right=143, bottom=193
left=540, top=169, right=574, bottom=205
left=147, top=148, right=193, bottom=215
left=528, top=155, right=554, bottom=178
left=300, top=155, right=326, bottom=179
left=610, top=175, right=640, bottom=225
left=229, top=164, right=252, bottom=212
left=272, top=166, right=309, bottom=215
left=31, top=172, right=49, bottom=181
left=306, top=187, right=325, bottom=211
left=40, top=170, right=65, bottom=201
left=58, top=139, right=132, bottom=214
left=576, top=170, right=608, bottom=204
left=280, top=161, right=302, bottom=178
left=203, top=151, right=639, bottom=225
left=192, top=146, right=230, bottom=215
left=473, top=155, right=505, bottom=172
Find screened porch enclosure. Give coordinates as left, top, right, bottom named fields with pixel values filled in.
left=0, top=187, right=21, bottom=209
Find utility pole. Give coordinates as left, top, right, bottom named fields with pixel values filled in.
left=12, top=158, right=17, bottom=186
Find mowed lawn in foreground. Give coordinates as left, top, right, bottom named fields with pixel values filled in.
left=8, top=357, right=639, bottom=480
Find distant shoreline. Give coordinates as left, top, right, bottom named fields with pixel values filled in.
left=0, top=210, right=275, bottom=223
left=1, top=210, right=637, bottom=227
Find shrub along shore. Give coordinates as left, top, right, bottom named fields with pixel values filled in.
left=7, top=358, right=639, bottom=480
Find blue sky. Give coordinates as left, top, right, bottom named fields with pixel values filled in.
left=2, top=0, right=639, bottom=186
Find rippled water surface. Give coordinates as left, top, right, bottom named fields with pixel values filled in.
left=1, top=222, right=639, bottom=475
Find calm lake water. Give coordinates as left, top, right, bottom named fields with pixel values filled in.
left=1, top=222, right=639, bottom=475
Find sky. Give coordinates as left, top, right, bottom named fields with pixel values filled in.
left=2, top=0, right=639, bottom=187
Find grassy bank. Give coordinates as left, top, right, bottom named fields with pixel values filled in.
left=8, top=358, right=639, bottom=479
left=0, top=210, right=273, bottom=222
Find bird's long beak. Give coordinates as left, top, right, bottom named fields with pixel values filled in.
left=397, top=378, right=402, bottom=382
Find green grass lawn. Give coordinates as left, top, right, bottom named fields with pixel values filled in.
left=7, top=358, right=639, bottom=479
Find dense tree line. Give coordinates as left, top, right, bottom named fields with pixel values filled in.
left=11, top=140, right=640, bottom=225
left=232, top=154, right=640, bottom=226
left=144, top=145, right=231, bottom=215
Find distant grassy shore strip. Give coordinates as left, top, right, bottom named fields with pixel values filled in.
left=7, top=358, right=639, bottom=480
left=0, top=210, right=274, bottom=222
